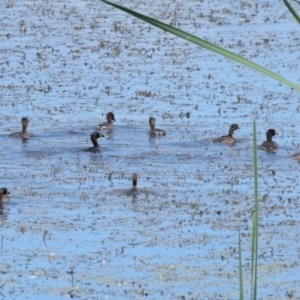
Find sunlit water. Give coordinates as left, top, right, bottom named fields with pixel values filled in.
left=1, top=0, right=300, bottom=299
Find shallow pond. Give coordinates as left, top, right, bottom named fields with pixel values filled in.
left=1, top=0, right=300, bottom=299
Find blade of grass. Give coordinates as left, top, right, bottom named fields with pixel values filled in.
left=283, top=0, right=300, bottom=25
left=251, top=118, right=259, bottom=300
left=251, top=212, right=258, bottom=300
left=238, top=220, right=244, bottom=300
left=101, top=0, right=300, bottom=93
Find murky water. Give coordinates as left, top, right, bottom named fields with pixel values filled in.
left=1, top=0, right=300, bottom=299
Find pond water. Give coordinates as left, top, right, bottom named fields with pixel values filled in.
left=1, top=0, right=300, bottom=299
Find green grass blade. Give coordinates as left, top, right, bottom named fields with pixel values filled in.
left=238, top=221, right=244, bottom=300
left=283, top=0, right=300, bottom=25
left=251, top=118, right=259, bottom=300
left=101, top=0, right=300, bottom=93
left=251, top=212, right=258, bottom=300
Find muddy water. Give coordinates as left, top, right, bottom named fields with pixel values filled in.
left=1, top=0, right=300, bottom=299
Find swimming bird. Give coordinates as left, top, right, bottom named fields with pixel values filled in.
left=83, top=132, right=105, bottom=152
left=131, top=173, right=138, bottom=191
left=149, top=117, right=166, bottom=136
left=213, top=124, right=239, bottom=144
left=0, top=188, right=9, bottom=201
left=9, top=117, right=31, bottom=139
left=260, top=129, right=277, bottom=151
left=95, top=112, right=115, bottom=130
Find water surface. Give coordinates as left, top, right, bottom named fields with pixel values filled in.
left=1, top=0, right=300, bottom=299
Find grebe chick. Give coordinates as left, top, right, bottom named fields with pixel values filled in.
left=125, top=173, right=139, bottom=198
left=131, top=173, right=138, bottom=191
left=95, top=112, right=115, bottom=130
left=260, top=129, right=277, bottom=151
left=0, top=188, right=9, bottom=201
left=213, top=124, right=239, bottom=144
left=84, top=132, right=105, bottom=152
left=9, top=117, right=31, bottom=139
left=149, top=117, right=166, bottom=136
left=291, top=152, right=300, bottom=160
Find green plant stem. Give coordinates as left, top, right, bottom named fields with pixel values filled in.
left=251, top=118, right=259, bottom=300
left=283, top=0, right=300, bottom=25
left=238, top=222, right=244, bottom=300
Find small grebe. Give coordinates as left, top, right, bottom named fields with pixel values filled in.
left=149, top=117, right=166, bottom=136
left=95, top=112, right=115, bottom=130
left=213, top=124, right=239, bottom=145
left=83, top=132, right=105, bottom=152
left=0, top=188, right=9, bottom=201
left=260, top=129, right=277, bottom=151
left=9, top=117, right=31, bottom=139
